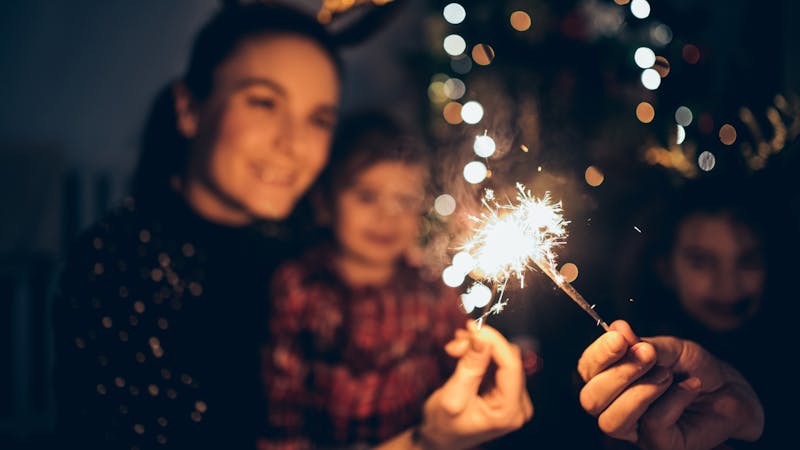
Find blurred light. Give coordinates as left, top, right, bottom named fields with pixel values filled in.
left=451, top=55, right=472, bottom=74
left=443, top=265, right=466, bottom=287
left=636, top=101, right=655, bottom=123
left=584, top=166, right=605, bottom=187
left=676, top=125, right=686, bottom=144
left=634, top=47, right=656, bottom=68
left=675, top=106, right=693, bottom=126
left=443, top=78, right=466, bottom=100
left=510, top=11, right=532, bottom=31
left=614, top=0, right=631, bottom=5
left=461, top=100, right=484, bottom=124
left=427, top=81, right=447, bottom=103
left=461, top=282, right=492, bottom=313
left=631, top=0, right=651, bottom=19
left=559, top=263, right=579, bottom=283
left=434, top=194, right=457, bottom=216
left=719, top=124, right=737, bottom=145
left=641, top=68, right=661, bottom=90
left=452, top=251, right=475, bottom=272
left=653, top=56, right=670, bottom=77
left=443, top=34, right=467, bottom=56
left=474, top=134, right=496, bottom=157
left=471, top=44, right=495, bottom=65
left=682, top=44, right=700, bottom=64
left=520, top=144, right=529, bottom=152
left=698, top=151, right=716, bottom=171
left=463, top=161, right=488, bottom=184
left=651, top=24, right=673, bottom=46
left=443, top=102, right=463, bottom=124
left=443, top=3, right=466, bottom=25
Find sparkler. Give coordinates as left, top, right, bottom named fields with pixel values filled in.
left=459, top=183, right=610, bottom=331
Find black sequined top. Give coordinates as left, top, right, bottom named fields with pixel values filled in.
left=53, top=191, right=306, bottom=449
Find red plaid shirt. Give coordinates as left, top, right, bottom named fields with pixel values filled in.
left=259, top=247, right=466, bottom=449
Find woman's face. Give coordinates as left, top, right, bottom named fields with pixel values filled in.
left=179, top=33, right=339, bottom=224
left=334, top=161, right=427, bottom=268
left=667, top=213, right=766, bottom=331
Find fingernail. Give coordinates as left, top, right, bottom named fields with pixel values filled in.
left=632, top=343, right=650, bottom=361
left=679, top=377, right=702, bottom=392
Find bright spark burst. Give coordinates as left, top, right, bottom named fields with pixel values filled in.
left=461, top=183, right=610, bottom=330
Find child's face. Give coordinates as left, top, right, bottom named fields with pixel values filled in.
left=666, top=213, right=766, bottom=331
left=334, top=161, right=427, bottom=268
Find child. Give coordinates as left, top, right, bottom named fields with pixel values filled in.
left=259, top=113, right=468, bottom=449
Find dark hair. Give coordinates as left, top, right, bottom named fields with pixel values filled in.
left=132, top=2, right=341, bottom=203
left=317, top=111, right=431, bottom=207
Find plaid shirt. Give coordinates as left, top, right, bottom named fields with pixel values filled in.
left=259, top=247, right=466, bottom=449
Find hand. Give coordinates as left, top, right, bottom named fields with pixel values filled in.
left=417, top=322, right=533, bottom=450
left=577, top=320, right=763, bottom=450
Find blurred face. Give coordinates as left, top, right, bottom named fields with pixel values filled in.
left=666, top=213, right=765, bottom=331
left=334, top=161, right=427, bottom=268
left=179, top=33, right=339, bottom=224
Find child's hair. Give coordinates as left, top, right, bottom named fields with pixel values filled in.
left=316, top=111, right=432, bottom=209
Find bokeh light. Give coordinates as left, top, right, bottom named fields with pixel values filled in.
left=443, top=78, right=466, bottom=100
left=427, top=81, right=447, bottom=103
left=471, top=43, right=495, bottom=65
left=559, top=263, right=579, bottom=283
left=634, top=47, right=656, bottom=68
left=650, top=23, right=673, bottom=46
left=675, top=106, right=693, bottom=126
left=463, top=161, right=488, bottom=184
left=474, top=134, right=496, bottom=158
left=510, top=11, right=532, bottom=31
left=443, top=34, right=467, bottom=56
left=442, top=265, right=466, bottom=287
left=443, top=3, right=466, bottom=25
left=641, top=68, right=661, bottom=90
left=653, top=56, right=670, bottom=77
left=434, top=194, right=457, bottom=216
left=719, top=124, right=737, bottom=145
left=698, top=151, right=716, bottom=171
left=636, top=101, right=655, bottom=123
left=443, top=102, right=463, bottom=124
left=584, top=166, right=605, bottom=187
left=460, top=282, right=492, bottom=313
left=682, top=44, right=700, bottom=64
left=614, top=0, right=631, bottom=5
left=631, top=0, right=651, bottom=19
left=676, top=125, right=686, bottom=144
left=461, top=100, right=484, bottom=124
left=452, top=251, right=475, bottom=273
left=451, top=55, right=472, bottom=74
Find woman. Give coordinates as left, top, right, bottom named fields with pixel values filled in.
left=53, top=3, right=531, bottom=450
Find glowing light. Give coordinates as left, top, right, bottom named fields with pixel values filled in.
left=434, top=194, right=457, bottom=216
left=653, top=56, right=671, bottom=77
left=636, top=102, right=655, bottom=123
left=634, top=47, right=656, bottom=68
left=675, top=106, right=693, bottom=126
left=559, top=263, right=579, bottom=283
left=460, top=282, right=492, bottom=313
left=614, top=0, right=631, bottom=5
left=719, top=124, right=737, bottom=145
left=442, top=265, right=466, bottom=287
left=463, top=161, right=488, bottom=184
left=471, top=43, right=495, bottom=65
left=698, top=151, right=716, bottom=171
left=452, top=251, right=475, bottom=273
left=443, top=78, right=466, bottom=100
left=510, top=11, right=532, bottom=31
left=443, top=102, right=463, bottom=124
left=461, top=100, right=484, bottom=124
left=474, top=134, right=496, bottom=158
left=641, top=69, right=661, bottom=90
left=584, top=166, right=605, bottom=187
left=682, top=44, right=700, bottom=64
left=443, top=3, right=466, bottom=24
left=461, top=184, right=609, bottom=329
left=651, top=24, right=673, bottom=46
left=427, top=81, right=447, bottom=103
left=443, top=34, right=467, bottom=56
left=631, top=0, right=651, bottom=19
left=676, top=125, right=686, bottom=144
left=451, top=55, right=472, bottom=74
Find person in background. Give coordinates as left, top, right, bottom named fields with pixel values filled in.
left=577, top=174, right=797, bottom=449
left=53, top=4, right=531, bottom=450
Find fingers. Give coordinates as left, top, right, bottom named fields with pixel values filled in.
left=577, top=329, right=630, bottom=382
left=436, top=323, right=493, bottom=414
left=579, top=342, right=659, bottom=416
left=594, top=366, right=674, bottom=439
left=609, top=320, right=640, bottom=344
left=444, top=328, right=471, bottom=357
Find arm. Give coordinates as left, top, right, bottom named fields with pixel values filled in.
left=374, top=322, right=533, bottom=450
left=577, top=320, right=764, bottom=449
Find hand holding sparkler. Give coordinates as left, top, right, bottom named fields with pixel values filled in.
left=455, top=183, right=609, bottom=331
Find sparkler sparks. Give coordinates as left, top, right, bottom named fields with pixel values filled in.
left=459, top=183, right=610, bottom=330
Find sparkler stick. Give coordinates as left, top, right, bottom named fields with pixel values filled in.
left=458, top=183, right=610, bottom=330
